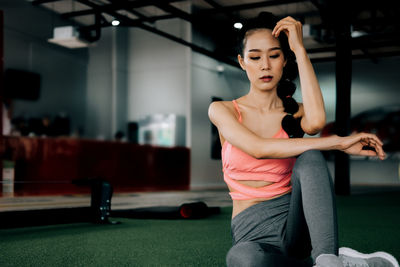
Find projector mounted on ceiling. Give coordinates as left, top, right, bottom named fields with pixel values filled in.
left=48, top=26, right=91, bottom=49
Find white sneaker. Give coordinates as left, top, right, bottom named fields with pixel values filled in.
left=315, top=254, right=344, bottom=267
left=339, top=247, right=399, bottom=267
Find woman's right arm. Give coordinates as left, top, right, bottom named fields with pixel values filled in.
left=208, top=102, right=386, bottom=160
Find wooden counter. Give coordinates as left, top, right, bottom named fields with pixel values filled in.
left=2, top=137, right=190, bottom=196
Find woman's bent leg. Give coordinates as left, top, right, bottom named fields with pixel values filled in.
left=226, top=242, right=274, bottom=267
left=228, top=196, right=313, bottom=267
left=284, top=150, right=338, bottom=261
left=226, top=242, right=313, bottom=267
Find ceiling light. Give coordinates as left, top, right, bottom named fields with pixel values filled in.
left=351, top=30, right=367, bottom=38
left=48, top=26, right=90, bottom=49
left=234, top=22, right=243, bottom=30
left=350, top=25, right=367, bottom=38
left=112, top=20, right=120, bottom=26
left=216, top=65, right=225, bottom=73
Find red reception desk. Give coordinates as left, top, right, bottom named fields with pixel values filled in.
left=2, top=137, right=190, bottom=196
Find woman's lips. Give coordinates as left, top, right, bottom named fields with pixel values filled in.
left=260, top=75, right=273, bottom=82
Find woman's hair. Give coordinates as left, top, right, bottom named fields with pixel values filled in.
left=237, top=12, right=304, bottom=138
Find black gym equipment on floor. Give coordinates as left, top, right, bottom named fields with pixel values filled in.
left=0, top=180, right=221, bottom=229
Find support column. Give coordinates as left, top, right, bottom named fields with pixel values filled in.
left=334, top=12, right=352, bottom=195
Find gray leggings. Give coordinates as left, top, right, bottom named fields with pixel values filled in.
left=226, top=150, right=338, bottom=267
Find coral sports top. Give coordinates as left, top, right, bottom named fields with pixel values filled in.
left=222, top=100, right=296, bottom=200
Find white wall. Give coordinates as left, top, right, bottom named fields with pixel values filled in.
left=126, top=19, right=191, bottom=146
left=86, top=29, right=112, bottom=139
left=190, top=52, right=248, bottom=188
left=316, top=58, right=400, bottom=185
left=86, top=27, right=129, bottom=140
left=311, top=57, right=400, bottom=124
left=351, top=57, right=400, bottom=116
left=2, top=0, right=88, bottom=135
left=114, top=28, right=129, bottom=138
left=2, top=0, right=129, bottom=141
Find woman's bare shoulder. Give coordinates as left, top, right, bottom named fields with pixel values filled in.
left=208, top=101, right=236, bottom=122
left=209, top=100, right=234, bottom=112
left=211, top=100, right=233, bottom=106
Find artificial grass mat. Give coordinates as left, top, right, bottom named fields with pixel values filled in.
left=336, top=192, right=400, bottom=260
left=0, top=191, right=399, bottom=266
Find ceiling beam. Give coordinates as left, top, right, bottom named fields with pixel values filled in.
left=32, top=0, right=400, bottom=64
left=106, top=0, right=148, bottom=20
left=32, top=0, right=63, bottom=5
left=61, top=0, right=186, bottom=18
left=135, top=23, right=240, bottom=69
left=75, top=0, right=127, bottom=23
left=195, top=0, right=310, bottom=15
left=153, top=3, right=194, bottom=23
left=68, top=1, right=239, bottom=68
left=201, top=0, right=238, bottom=22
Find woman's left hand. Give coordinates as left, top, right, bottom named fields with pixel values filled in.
left=272, top=16, right=304, bottom=53
left=338, top=133, right=386, bottom=160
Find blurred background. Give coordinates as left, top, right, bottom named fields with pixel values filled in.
left=0, top=0, right=400, bottom=198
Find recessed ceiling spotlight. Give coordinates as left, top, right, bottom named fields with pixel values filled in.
left=234, top=22, right=243, bottom=30
left=112, top=19, right=120, bottom=26
left=216, top=65, right=225, bottom=73
left=351, top=30, right=367, bottom=38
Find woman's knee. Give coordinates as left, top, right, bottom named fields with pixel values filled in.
left=294, top=150, right=326, bottom=171
left=226, top=242, right=302, bottom=267
left=226, top=242, right=269, bottom=267
left=292, top=150, right=330, bottom=182
left=297, top=150, right=325, bottom=164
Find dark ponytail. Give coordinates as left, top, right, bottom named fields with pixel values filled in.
left=238, top=12, right=304, bottom=138
left=277, top=51, right=304, bottom=138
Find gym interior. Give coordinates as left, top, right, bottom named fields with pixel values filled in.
left=0, top=0, right=399, bottom=266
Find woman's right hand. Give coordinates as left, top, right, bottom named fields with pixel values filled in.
left=336, top=133, right=386, bottom=160
left=272, top=16, right=304, bottom=54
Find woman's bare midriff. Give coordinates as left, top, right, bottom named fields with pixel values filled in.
left=229, top=180, right=289, bottom=218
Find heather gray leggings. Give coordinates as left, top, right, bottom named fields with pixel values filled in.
left=226, top=150, right=338, bottom=267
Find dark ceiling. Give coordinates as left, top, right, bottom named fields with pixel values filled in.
left=30, top=0, right=400, bottom=67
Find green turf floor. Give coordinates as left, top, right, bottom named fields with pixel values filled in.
left=336, top=192, right=400, bottom=260
left=1, top=192, right=399, bottom=266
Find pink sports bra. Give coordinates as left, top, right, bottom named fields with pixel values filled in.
left=222, top=100, right=296, bottom=200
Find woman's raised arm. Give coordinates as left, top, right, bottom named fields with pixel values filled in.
left=273, top=17, right=326, bottom=135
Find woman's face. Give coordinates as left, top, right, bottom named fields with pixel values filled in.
left=238, top=29, right=286, bottom=92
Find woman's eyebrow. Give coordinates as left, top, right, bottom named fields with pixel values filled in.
left=269, top=47, right=282, bottom=51
left=247, top=47, right=282, bottom=52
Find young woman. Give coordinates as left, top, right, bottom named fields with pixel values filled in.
left=208, top=12, right=398, bottom=267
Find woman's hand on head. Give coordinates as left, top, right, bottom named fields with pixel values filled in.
left=337, top=132, right=386, bottom=160
left=272, top=16, right=304, bottom=54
